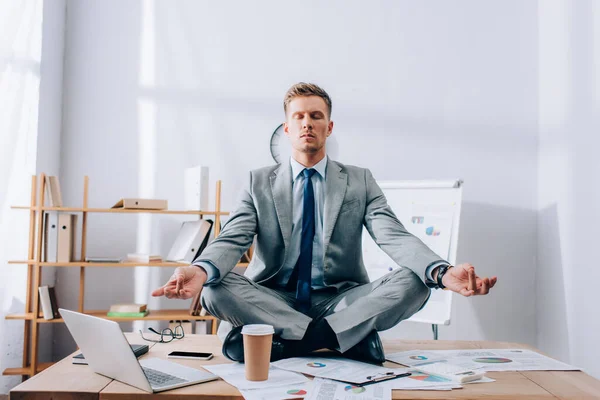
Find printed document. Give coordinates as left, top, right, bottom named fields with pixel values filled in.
left=386, top=349, right=579, bottom=372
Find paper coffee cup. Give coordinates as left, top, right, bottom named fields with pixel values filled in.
left=242, top=324, right=274, bottom=381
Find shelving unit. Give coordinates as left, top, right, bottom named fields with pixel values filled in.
left=4, top=173, right=238, bottom=378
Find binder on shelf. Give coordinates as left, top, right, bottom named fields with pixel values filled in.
left=45, top=176, right=63, bottom=207
left=43, top=212, right=59, bottom=262
left=166, top=219, right=213, bottom=263
left=57, top=214, right=77, bottom=262
left=111, top=198, right=168, bottom=210
left=184, top=166, right=209, bottom=211
left=195, top=320, right=210, bottom=334
left=169, top=320, right=193, bottom=335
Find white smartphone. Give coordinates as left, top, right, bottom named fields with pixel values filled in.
left=167, top=351, right=214, bottom=360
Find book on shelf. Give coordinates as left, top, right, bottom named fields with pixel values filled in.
left=125, top=253, right=162, bottom=263
left=106, top=310, right=149, bottom=318
left=85, top=256, right=122, bottom=263
left=111, top=198, right=168, bottom=210
left=109, top=303, right=147, bottom=313
left=38, top=286, right=60, bottom=320
left=73, top=344, right=149, bottom=365
left=45, top=175, right=63, bottom=207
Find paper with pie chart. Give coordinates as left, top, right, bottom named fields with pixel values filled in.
left=203, top=363, right=308, bottom=390
left=386, top=349, right=580, bottom=372
left=272, top=356, right=405, bottom=385
left=305, top=378, right=391, bottom=400
left=240, top=380, right=312, bottom=400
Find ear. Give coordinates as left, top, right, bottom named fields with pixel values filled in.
left=283, top=122, right=290, bottom=137
left=327, top=120, right=334, bottom=136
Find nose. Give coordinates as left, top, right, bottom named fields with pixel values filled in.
left=302, top=116, right=313, bottom=130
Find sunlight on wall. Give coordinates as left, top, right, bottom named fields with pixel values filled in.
left=134, top=0, right=160, bottom=331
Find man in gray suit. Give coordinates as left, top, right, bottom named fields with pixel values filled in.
left=153, top=83, right=497, bottom=363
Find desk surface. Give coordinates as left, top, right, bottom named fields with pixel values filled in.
left=9, top=334, right=600, bottom=400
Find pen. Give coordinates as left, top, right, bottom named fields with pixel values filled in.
left=360, top=372, right=412, bottom=387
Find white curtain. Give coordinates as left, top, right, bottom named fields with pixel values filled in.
left=0, top=0, right=43, bottom=393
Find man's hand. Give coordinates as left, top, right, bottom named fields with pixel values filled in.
left=151, top=265, right=207, bottom=300
left=438, top=263, right=497, bottom=297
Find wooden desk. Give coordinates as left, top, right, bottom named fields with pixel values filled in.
left=9, top=334, right=600, bottom=399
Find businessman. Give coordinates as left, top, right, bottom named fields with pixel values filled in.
left=153, top=83, right=497, bottom=364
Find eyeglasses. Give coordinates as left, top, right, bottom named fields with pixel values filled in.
left=140, top=322, right=185, bottom=343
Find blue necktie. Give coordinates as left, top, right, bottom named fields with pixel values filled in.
left=294, top=168, right=316, bottom=313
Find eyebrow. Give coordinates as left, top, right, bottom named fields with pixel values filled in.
left=291, top=110, right=326, bottom=117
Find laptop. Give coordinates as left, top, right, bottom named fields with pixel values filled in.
left=59, top=309, right=218, bottom=393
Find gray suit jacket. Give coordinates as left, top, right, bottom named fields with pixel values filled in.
left=197, top=158, right=445, bottom=291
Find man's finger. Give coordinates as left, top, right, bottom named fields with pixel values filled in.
left=479, top=278, right=489, bottom=295
left=468, top=269, right=476, bottom=291
left=151, top=286, right=165, bottom=297
left=178, top=289, right=195, bottom=300
left=460, top=288, right=474, bottom=297
left=489, top=277, right=498, bottom=288
left=175, top=273, right=183, bottom=294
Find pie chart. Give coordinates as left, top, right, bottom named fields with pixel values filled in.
left=306, top=362, right=326, bottom=368
left=409, top=371, right=451, bottom=383
left=426, top=226, right=441, bottom=236
left=344, top=385, right=366, bottom=393
left=474, top=357, right=512, bottom=363
left=287, top=389, right=307, bottom=395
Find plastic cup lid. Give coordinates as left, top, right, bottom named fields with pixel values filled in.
left=241, top=324, right=275, bottom=336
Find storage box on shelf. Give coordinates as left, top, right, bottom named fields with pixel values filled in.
left=4, top=173, right=247, bottom=378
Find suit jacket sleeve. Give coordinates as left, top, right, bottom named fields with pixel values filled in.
left=362, top=169, right=448, bottom=282
left=192, top=172, right=257, bottom=284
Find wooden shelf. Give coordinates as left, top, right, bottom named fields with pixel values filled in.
left=3, top=362, right=53, bottom=376
left=8, top=175, right=228, bottom=377
left=9, top=260, right=249, bottom=268
left=11, top=205, right=229, bottom=216
left=6, top=309, right=214, bottom=323
left=6, top=313, right=33, bottom=320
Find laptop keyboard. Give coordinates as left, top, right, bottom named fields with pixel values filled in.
left=142, top=366, right=187, bottom=388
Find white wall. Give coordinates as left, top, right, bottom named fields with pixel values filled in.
left=36, top=0, right=67, bottom=363
left=537, top=0, right=600, bottom=379
left=53, top=0, right=539, bottom=360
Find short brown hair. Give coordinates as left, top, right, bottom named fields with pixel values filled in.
left=284, top=82, right=332, bottom=118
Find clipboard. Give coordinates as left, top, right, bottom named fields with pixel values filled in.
left=331, top=370, right=411, bottom=386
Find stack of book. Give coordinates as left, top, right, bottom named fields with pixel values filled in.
left=125, top=253, right=162, bottom=263
left=38, top=286, right=60, bottom=320
left=107, top=303, right=149, bottom=318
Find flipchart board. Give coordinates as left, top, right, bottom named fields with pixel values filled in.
left=362, top=180, right=463, bottom=327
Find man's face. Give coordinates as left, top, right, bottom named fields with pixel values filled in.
left=284, top=96, right=333, bottom=157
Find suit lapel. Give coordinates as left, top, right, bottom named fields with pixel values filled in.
left=323, top=159, right=347, bottom=253
left=270, top=163, right=293, bottom=250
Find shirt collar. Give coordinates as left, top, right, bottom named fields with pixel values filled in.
left=290, top=155, right=328, bottom=181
